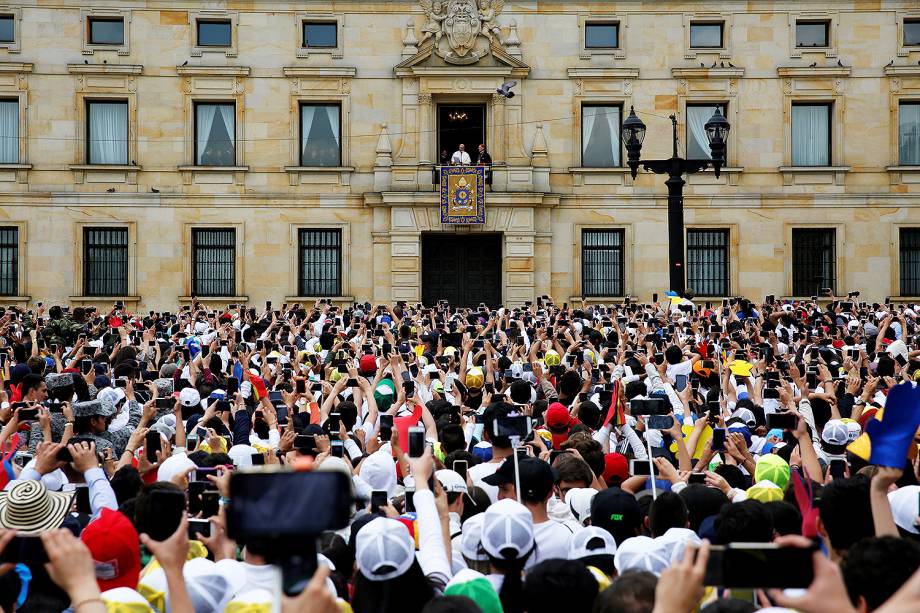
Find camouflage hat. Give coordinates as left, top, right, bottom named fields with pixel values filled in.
left=44, top=373, right=74, bottom=390
left=154, top=378, right=174, bottom=398
left=72, top=399, right=117, bottom=419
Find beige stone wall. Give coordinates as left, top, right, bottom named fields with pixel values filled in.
left=0, top=1, right=919, bottom=308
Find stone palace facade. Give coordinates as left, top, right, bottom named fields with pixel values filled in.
left=1, top=0, right=920, bottom=308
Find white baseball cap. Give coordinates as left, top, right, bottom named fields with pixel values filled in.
left=568, top=526, right=617, bottom=561
left=435, top=469, right=468, bottom=495
left=355, top=517, right=416, bottom=581
left=614, top=536, right=670, bottom=576
left=481, top=499, right=534, bottom=561
left=459, top=513, right=488, bottom=562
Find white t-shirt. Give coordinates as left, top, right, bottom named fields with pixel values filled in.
left=470, top=460, right=501, bottom=502
left=529, top=520, right=575, bottom=566
left=666, top=360, right=693, bottom=383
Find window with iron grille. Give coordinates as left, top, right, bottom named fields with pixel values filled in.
left=687, top=229, right=729, bottom=296
left=192, top=228, right=236, bottom=297
left=900, top=228, right=920, bottom=296
left=582, top=229, right=624, bottom=297
left=0, top=227, right=17, bottom=296
left=83, top=227, right=128, bottom=297
left=792, top=228, right=836, bottom=296
left=299, top=229, right=342, bottom=296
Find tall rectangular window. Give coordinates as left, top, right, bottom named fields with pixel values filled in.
left=687, top=229, right=729, bottom=297
left=796, top=21, right=829, bottom=47
left=0, top=15, right=13, bottom=43
left=197, top=20, right=231, bottom=47
left=0, top=100, right=18, bottom=164
left=899, top=102, right=920, bottom=166
left=300, top=104, right=341, bottom=167
left=83, top=227, right=128, bottom=297
left=900, top=228, right=920, bottom=296
left=690, top=22, right=723, bottom=48
left=686, top=104, right=726, bottom=160
left=192, top=228, right=235, bottom=297
left=582, top=105, right=621, bottom=167
left=195, top=103, right=235, bottom=166
left=0, top=227, right=18, bottom=297
left=88, top=17, right=124, bottom=45
left=585, top=23, right=619, bottom=48
left=298, top=229, right=342, bottom=296
left=791, top=103, right=831, bottom=167
left=905, top=19, right=920, bottom=46
left=582, top=229, right=625, bottom=297
left=303, top=22, right=337, bottom=48
left=792, top=228, right=836, bottom=296
left=87, top=101, right=128, bottom=165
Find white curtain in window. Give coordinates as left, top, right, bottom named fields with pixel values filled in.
left=218, top=104, right=235, bottom=151
left=326, top=106, right=340, bottom=147
left=582, top=106, right=620, bottom=167
left=301, top=105, right=341, bottom=167
left=196, top=104, right=216, bottom=165
left=900, top=104, right=920, bottom=166
left=687, top=106, right=716, bottom=160
left=792, top=105, right=830, bottom=167
left=581, top=106, right=597, bottom=165
left=89, top=102, right=127, bottom=165
left=0, top=101, right=18, bottom=164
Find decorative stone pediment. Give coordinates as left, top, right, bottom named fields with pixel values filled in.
left=395, top=41, right=529, bottom=78
left=416, top=0, right=513, bottom=65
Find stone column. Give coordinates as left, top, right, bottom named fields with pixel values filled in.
left=417, top=93, right=433, bottom=164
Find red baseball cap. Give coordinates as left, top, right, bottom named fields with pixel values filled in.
left=545, top=402, right=573, bottom=429
left=80, top=509, right=140, bottom=592
left=359, top=354, right=378, bottom=375
left=603, top=452, right=629, bottom=485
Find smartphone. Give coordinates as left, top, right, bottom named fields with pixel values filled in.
left=688, top=472, right=707, bottom=484
left=143, top=490, right=186, bottom=542
left=829, top=459, right=847, bottom=480
left=379, top=414, right=393, bottom=441
left=629, top=459, right=659, bottom=476
left=0, top=536, right=48, bottom=565
left=766, top=413, right=798, bottom=430
left=403, top=381, right=415, bottom=396
left=330, top=440, right=344, bottom=458
left=155, top=397, right=173, bottom=410
left=226, top=377, right=239, bottom=396
left=452, top=460, right=468, bottom=481
left=251, top=452, right=265, bottom=465
left=75, top=485, right=91, bottom=515
left=16, top=408, right=38, bottom=422
left=295, top=434, right=315, bottom=452
left=201, top=491, right=220, bottom=519
left=408, top=426, right=426, bottom=458
left=188, top=518, right=212, bottom=540
left=327, top=413, right=341, bottom=435
left=629, top=398, right=670, bottom=416
left=296, top=379, right=306, bottom=394
left=674, top=374, right=688, bottom=392
left=370, top=490, right=388, bottom=514
left=711, top=428, right=727, bottom=451
left=145, top=430, right=161, bottom=463
left=493, top=415, right=533, bottom=439
left=704, top=543, right=815, bottom=588
left=647, top=415, right=674, bottom=430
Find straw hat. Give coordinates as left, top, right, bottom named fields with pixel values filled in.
left=0, top=480, right=75, bottom=535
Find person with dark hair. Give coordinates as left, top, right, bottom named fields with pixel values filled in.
left=647, top=491, right=689, bottom=537
left=593, top=570, right=658, bottom=613
left=554, top=455, right=594, bottom=500
left=818, top=475, right=875, bottom=562
left=421, top=595, right=484, bottom=613
left=714, top=500, right=774, bottom=544
left=523, top=559, right=599, bottom=613
left=842, top=536, right=920, bottom=611
left=470, top=402, right=515, bottom=502
left=766, top=500, right=803, bottom=537
left=678, top=484, right=730, bottom=533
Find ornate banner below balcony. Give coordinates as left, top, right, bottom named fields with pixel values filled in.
left=440, top=165, right=485, bottom=224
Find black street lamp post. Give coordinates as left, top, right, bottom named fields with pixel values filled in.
left=621, top=106, right=730, bottom=296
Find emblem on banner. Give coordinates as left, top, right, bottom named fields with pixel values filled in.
left=440, top=166, right=485, bottom=224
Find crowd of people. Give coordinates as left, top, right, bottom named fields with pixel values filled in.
left=0, top=293, right=919, bottom=612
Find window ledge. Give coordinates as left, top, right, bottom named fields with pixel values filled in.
left=569, top=167, right=633, bottom=187
left=886, top=166, right=920, bottom=185
left=778, top=166, right=849, bottom=186
left=284, top=166, right=354, bottom=187
left=69, top=295, right=141, bottom=302
left=176, top=65, right=250, bottom=77
left=570, top=296, right=627, bottom=303
left=177, top=165, right=248, bottom=172
left=284, top=296, right=355, bottom=303
left=0, top=296, right=30, bottom=302
left=179, top=296, right=249, bottom=302
left=569, top=167, right=631, bottom=173
left=0, top=164, right=32, bottom=170
left=67, top=64, right=142, bottom=75
left=69, top=164, right=141, bottom=171
left=777, top=66, right=850, bottom=78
